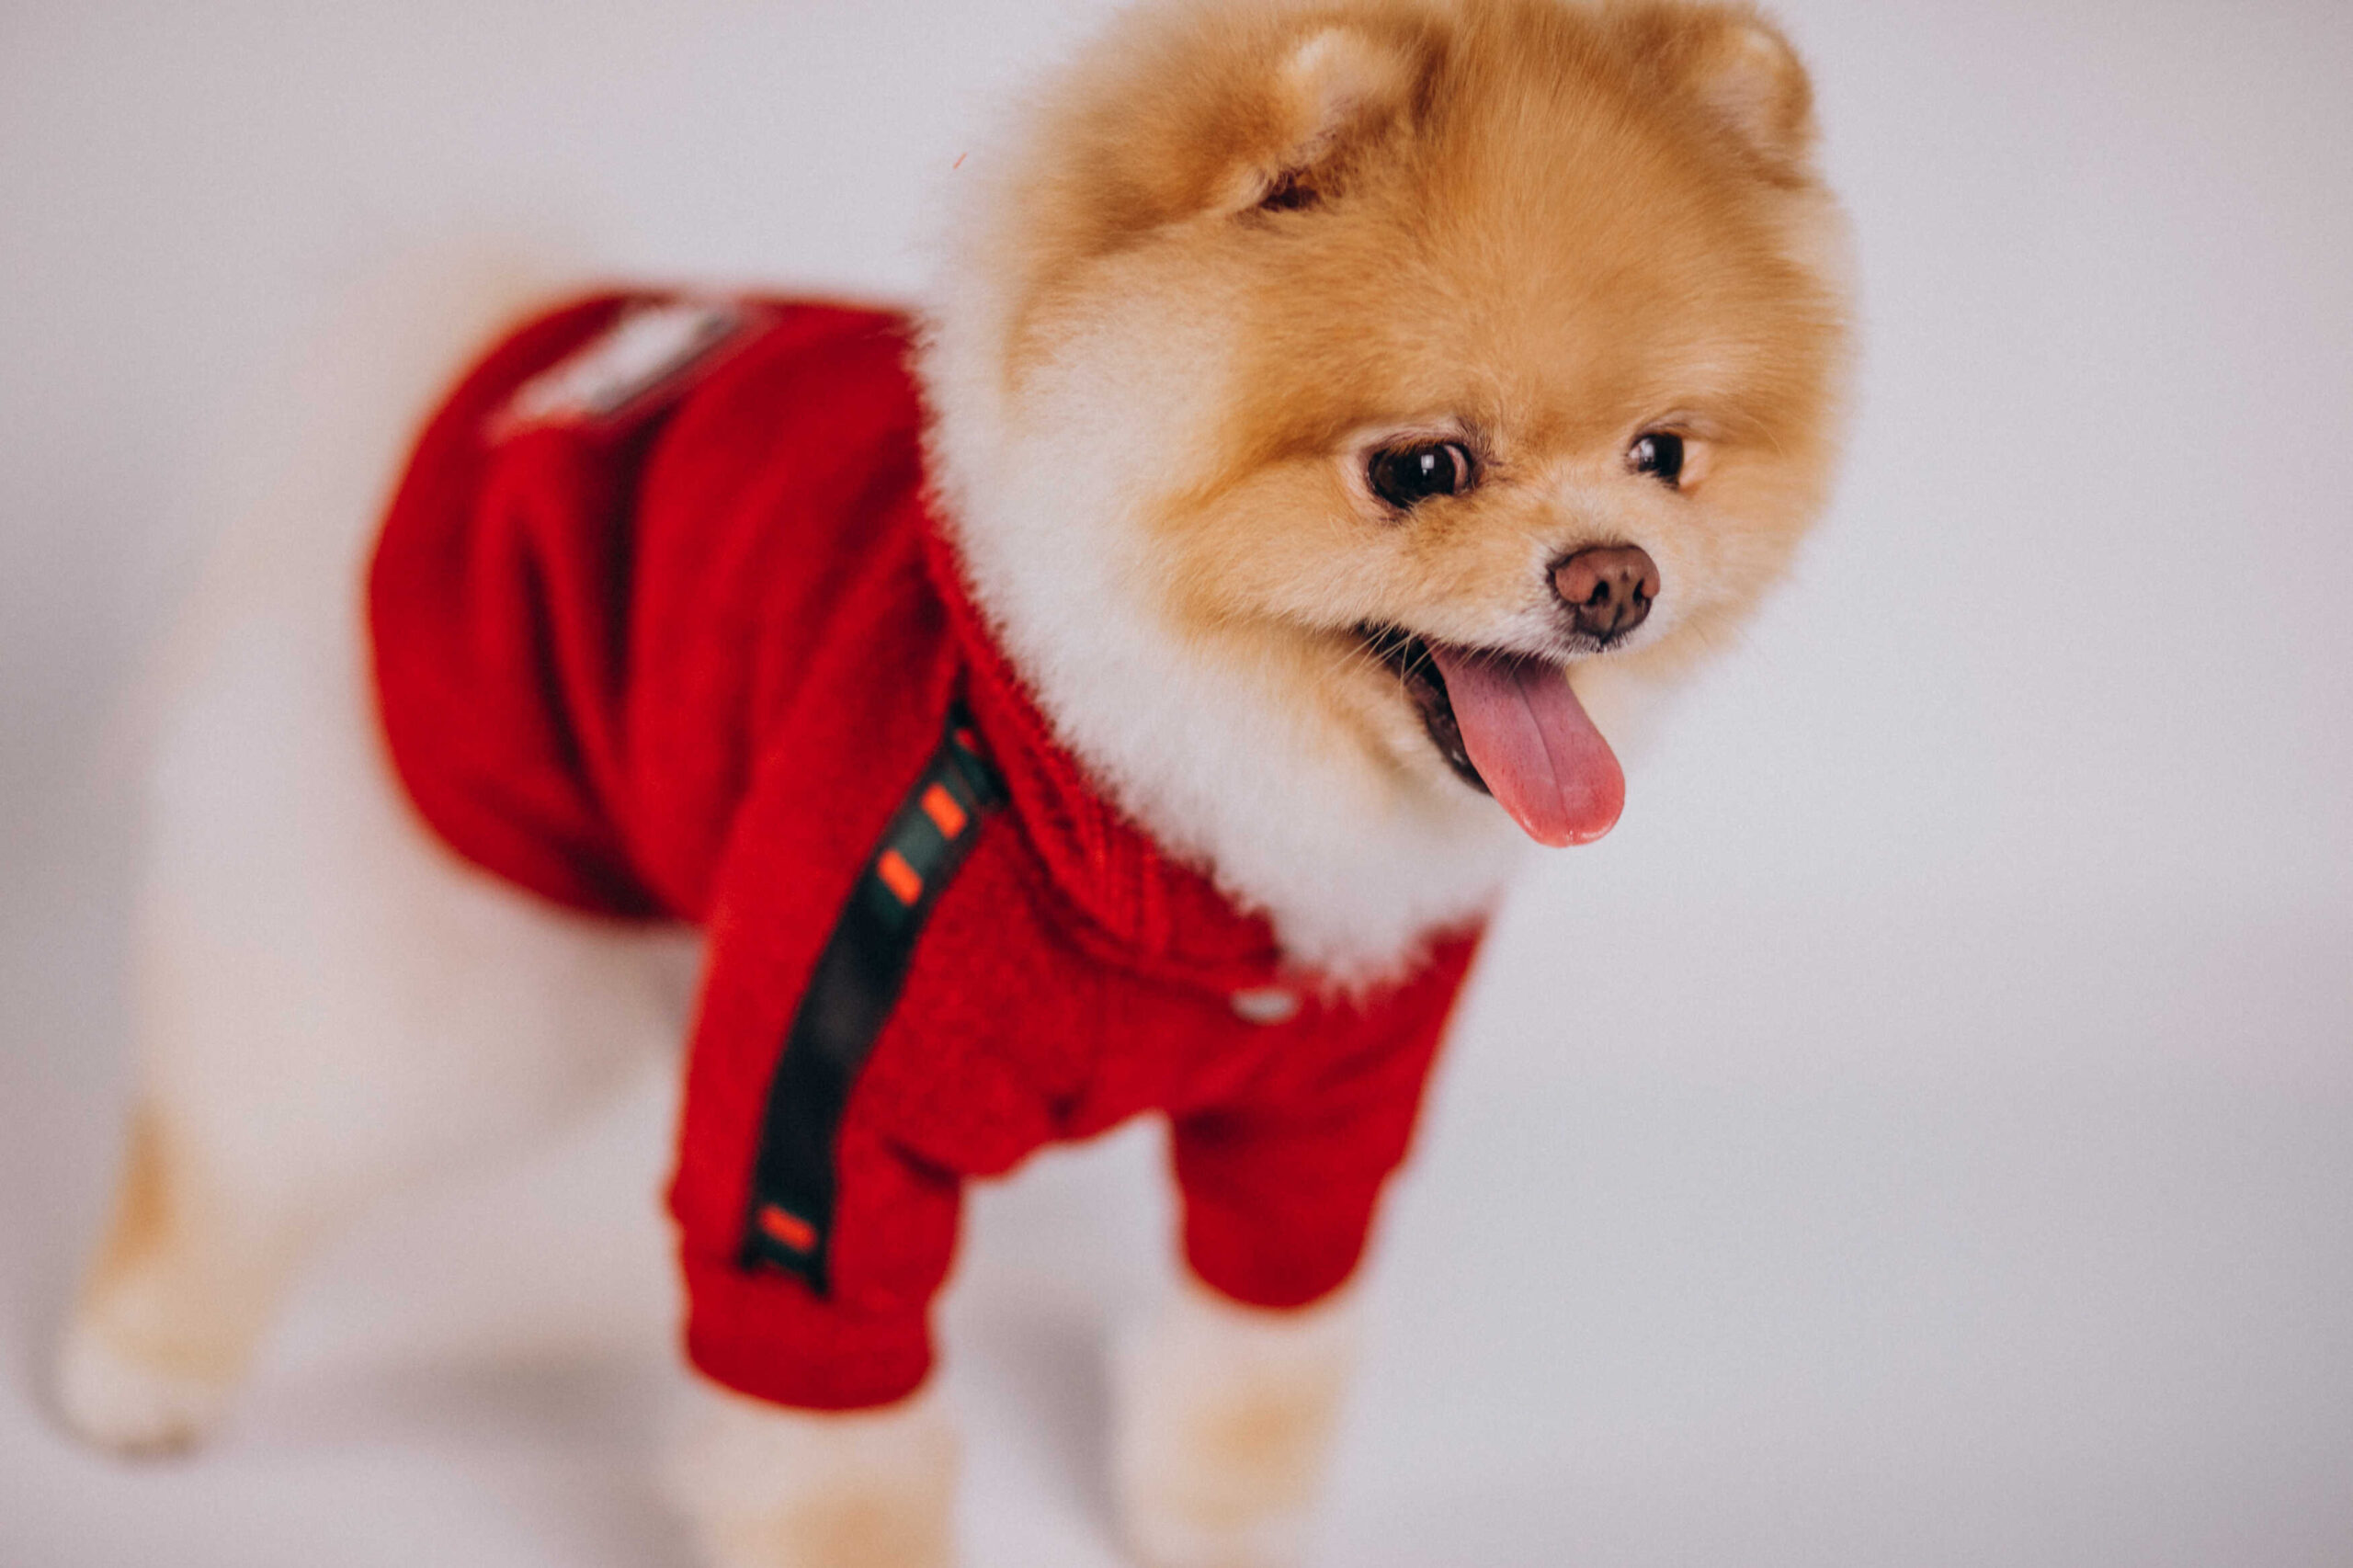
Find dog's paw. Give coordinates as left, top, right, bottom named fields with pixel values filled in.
left=1112, top=1283, right=1361, bottom=1568
left=665, top=1381, right=960, bottom=1568
left=52, top=1317, right=234, bottom=1458
left=1121, top=1497, right=1313, bottom=1568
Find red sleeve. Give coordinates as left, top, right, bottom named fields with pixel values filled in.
left=663, top=616, right=972, bottom=1412
left=678, top=1121, right=961, bottom=1412
left=1171, top=936, right=1481, bottom=1310
left=666, top=761, right=971, bottom=1408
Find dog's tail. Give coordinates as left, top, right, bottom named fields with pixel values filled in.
left=94, top=238, right=581, bottom=792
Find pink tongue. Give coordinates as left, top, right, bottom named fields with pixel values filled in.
left=1427, top=647, right=1624, bottom=846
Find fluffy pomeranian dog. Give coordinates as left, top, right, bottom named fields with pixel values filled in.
left=57, top=1, right=1849, bottom=1564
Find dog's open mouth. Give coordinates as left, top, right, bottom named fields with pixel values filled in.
left=1362, top=626, right=1625, bottom=847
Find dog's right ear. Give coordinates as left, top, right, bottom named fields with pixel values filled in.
left=1219, top=27, right=1421, bottom=215
left=1057, top=13, right=1432, bottom=242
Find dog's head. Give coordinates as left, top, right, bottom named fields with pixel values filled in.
left=923, top=0, right=1851, bottom=955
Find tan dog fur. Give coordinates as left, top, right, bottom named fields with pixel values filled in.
left=922, top=0, right=1849, bottom=980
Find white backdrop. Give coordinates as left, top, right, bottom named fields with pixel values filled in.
left=3, top=2, right=2349, bottom=1565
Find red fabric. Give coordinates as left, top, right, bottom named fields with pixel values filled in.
left=369, top=293, right=1483, bottom=1412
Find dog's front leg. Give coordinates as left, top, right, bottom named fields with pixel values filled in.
left=667, top=1384, right=960, bottom=1568
left=1113, top=1281, right=1360, bottom=1568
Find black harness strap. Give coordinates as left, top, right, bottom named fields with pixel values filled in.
left=739, top=702, right=1006, bottom=1293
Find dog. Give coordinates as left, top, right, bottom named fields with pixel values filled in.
left=56, top=2, right=1851, bottom=1564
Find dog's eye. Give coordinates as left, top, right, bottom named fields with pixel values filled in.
left=1367, top=441, right=1473, bottom=509
left=1629, top=431, right=1686, bottom=488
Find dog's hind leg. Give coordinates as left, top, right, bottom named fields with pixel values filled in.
left=52, top=248, right=699, bottom=1456
left=56, top=1096, right=290, bottom=1456
left=54, top=556, right=699, bottom=1453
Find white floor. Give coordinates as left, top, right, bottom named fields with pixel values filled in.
left=6, top=846, right=2348, bottom=1566
left=5, top=0, right=2351, bottom=1563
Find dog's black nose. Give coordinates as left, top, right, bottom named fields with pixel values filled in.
left=1553, top=544, right=1659, bottom=642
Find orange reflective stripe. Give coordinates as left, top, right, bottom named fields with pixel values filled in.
left=919, top=782, right=968, bottom=840
left=876, top=848, right=924, bottom=905
left=757, top=1204, right=818, bottom=1253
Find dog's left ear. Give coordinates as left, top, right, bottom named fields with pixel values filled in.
left=1623, top=4, right=1819, bottom=179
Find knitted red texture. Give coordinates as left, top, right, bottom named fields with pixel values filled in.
left=369, top=294, right=1483, bottom=1411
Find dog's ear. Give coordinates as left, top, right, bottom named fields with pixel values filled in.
left=1221, top=26, right=1421, bottom=215
left=1058, top=15, right=1431, bottom=239
left=1620, top=4, right=1818, bottom=178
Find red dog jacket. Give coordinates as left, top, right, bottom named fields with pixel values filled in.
left=369, top=293, right=1483, bottom=1411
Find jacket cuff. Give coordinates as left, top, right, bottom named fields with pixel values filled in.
left=681, top=1253, right=934, bottom=1411
left=1180, top=1189, right=1374, bottom=1312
